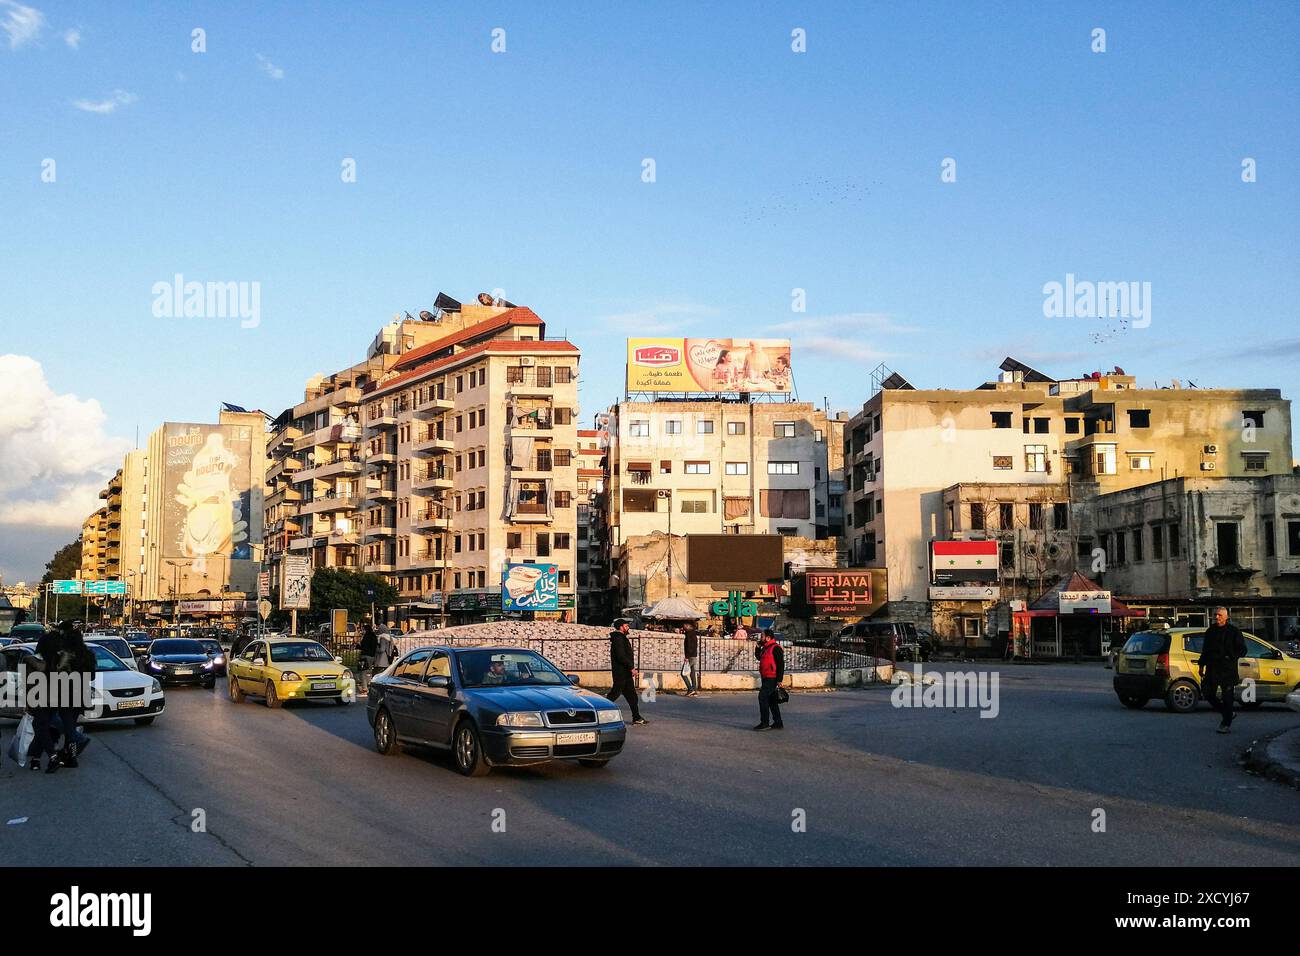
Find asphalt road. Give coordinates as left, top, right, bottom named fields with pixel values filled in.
left=1, top=663, right=1296, bottom=866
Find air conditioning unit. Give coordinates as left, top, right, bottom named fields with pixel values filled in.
left=519, top=357, right=535, bottom=367
left=1201, top=462, right=1216, bottom=471
left=1204, top=444, right=1218, bottom=454
left=656, top=490, right=671, bottom=499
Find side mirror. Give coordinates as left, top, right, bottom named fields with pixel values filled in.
left=567, top=674, right=581, bottom=685
left=253, top=658, right=265, bottom=666
left=426, top=675, right=451, bottom=689
left=335, top=656, right=344, bottom=664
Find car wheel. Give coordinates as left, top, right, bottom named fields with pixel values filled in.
left=1117, top=693, right=1147, bottom=709
left=453, top=719, right=490, bottom=777
left=1165, top=679, right=1199, bottom=713
left=134, top=716, right=155, bottom=726
left=577, top=758, right=610, bottom=768
left=373, top=707, right=399, bottom=755
left=265, top=681, right=281, bottom=709
left=203, top=679, right=215, bottom=690
left=228, top=675, right=245, bottom=703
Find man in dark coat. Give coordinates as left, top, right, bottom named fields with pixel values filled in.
left=1198, top=606, right=1247, bottom=734
left=606, top=619, right=646, bottom=724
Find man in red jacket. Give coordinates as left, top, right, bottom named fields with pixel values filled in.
left=753, top=629, right=785, bottom=730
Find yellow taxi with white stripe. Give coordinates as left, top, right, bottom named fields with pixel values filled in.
left=228, top=637, right=355, bottom=708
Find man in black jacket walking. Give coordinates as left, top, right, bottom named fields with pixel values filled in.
left=606, top=619, right=646, bottom=725
left=1199, top=606, right=1247, bottom=734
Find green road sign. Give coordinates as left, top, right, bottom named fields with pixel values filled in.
left=52, top=580, right=83, bottom=595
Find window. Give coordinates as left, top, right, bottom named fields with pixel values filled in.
left=1129, top=454, right=1152, bottom=471
left=535, top=533, right=551, bottom=557
left=629, top=420, right=649, bottom=438
left=1076, top=536, right=1093, bottom=559
left=664, top=420, right=682, bottom=435
left=396, top=650, right=433, bottom=682
left=1053, top=502, right=1068, bottom=530
left=1094, top=444, right=1117, bottom=475
left=767, top=461, right=799, bottom=475
left=1288, top=521, right=1300, bottom=557
left=1263, top=519, right=1276, bottom=557
left=554, top=407, right=572, bottom=425
left=1132, top=528, right=1143, bottom=562
left=777, top=527, right=798, bottom=537
left=991, top=412, right=1013, bottom=429
left=555, top=449, right=572, bottom=467
left=684, top=461, right=711, bottom=474
left=1243, top=409, right=1264, bottom=429
left=725, top=462, right=749, bottom=475
left=506, top=532, right=522, bottom=550
left=1064, top=417, right=1080, bottom=435
left=774, top=421, right=796, bottom=438
left=1000, top=541, right=1014, bottom=568
left=999, top=502, right=1014, bottom=528
left=555, top=533, right=571, bottom=549
left=659, top=460, right=672, bottom=474
left=1028, top=503, right=1043, bottom=530
left=506, top=367, right=524, bottom=384
left=455, top=415, right=463, bottom=433
left=993, top=455, right=1013, bottom=470
left=727, top=421, right=745, bottom=435
left=558, top=570, right=570, bottom=587
left=555, top=491, right=572, bottom=508
left=1167, top=522, right=1181, bottom=557
left=697, top=419, right=715, bottom=434
left=1098, top=533, right=1110, bottom=561
left=1114, top=532, right=1127, bottom=564
left=1034, top=418, right=1050, bottom=434
left=680, top=499, right=708, bottom=514
left=1024, top=445, right=1047, bottom=473
left=1152, top=524, right=1164, bottom=560
left=1243, top=453, right=1267, bottom=472
left=1127, top=409, right=1151, bottom=428
left=1216, top=522, right=1239, bottom=566
left=554, top=366, right=573, bottom=384
left=970, top=502, right=985, bottom=531
left=456, top=375, right=464, bottom=394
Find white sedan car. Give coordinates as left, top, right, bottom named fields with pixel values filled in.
left=0, top=643, right=166, bottom=726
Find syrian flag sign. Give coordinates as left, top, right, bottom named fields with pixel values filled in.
left=931, top=540, right=1000, bottom=584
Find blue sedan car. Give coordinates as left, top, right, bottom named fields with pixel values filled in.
left=366, top=645, right=627, bottom=776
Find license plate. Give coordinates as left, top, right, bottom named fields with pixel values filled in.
left=557, top=731, right=596, bottom=745
left=116, top=699, right=147, bottom=710
left=175, top=669, right=193, bottom=676
left=312, top=681, right=337, bottom=690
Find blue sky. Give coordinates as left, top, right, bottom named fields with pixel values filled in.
left=2, top=0, right=1299, bottom=582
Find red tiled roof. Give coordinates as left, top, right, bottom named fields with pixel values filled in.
left=394, top=307, right=544, bottom=371
left=578, top=447, right=602, bottom=455
left=368, top=338, right=578, bottom=398
left=578, top=468, right=605, bottom=477
left=577, top=429, right=603, bottom=437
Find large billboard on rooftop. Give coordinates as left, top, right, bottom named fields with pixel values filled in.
left=627, top=338, right=792, bottom=393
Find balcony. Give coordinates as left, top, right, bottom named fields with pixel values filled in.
left=413, top=430, right=454, bottom=455
left=415, top=391, right=454, bottom=417
left=326, top=530, right=360, bottom=547
left=288, top=536, right=314, bottom=551
left=299, top=494, right=361, bottom=515
left=268, top=456, right=304, bottom=481
left=413, top=466, right=453, bottom=491
left=368, top=562, right=395, bottom=573
left=510, top=504, right=553, bottom=524
left=505, top=368, right=572, bottom=397
left=368, top=450, right=398, bottom=466
left=295, top=386, right=362, bottom=419
left=365, top=522, right=396, bottom=539
left=266, top=486, right=304, bottom=507
left=365, top=477, right=397, bottom=500
left=412, top=509, right=451, bottom=529
left=628, top=469, right=652, bottom=486
left=366, top=412, right=398, bottom=430
left=294, top=455, right=366, bottom=483
left=410, top=549, right=444, bottom=567
left=270, top=426, right=304, bottom=450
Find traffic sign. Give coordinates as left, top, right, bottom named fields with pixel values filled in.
left=104, top=580, right=127, bottom=596
left=258, top=599, right=272, bottom=620
left=52, top=580, right=82, bottom=595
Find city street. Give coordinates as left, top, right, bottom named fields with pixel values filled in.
left=1, top=663, right=1296, bottom=866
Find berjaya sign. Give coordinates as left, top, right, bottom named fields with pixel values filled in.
left=1060, top=590, right=1111, bottom=614
left=805, top=569, right=887, bottom=616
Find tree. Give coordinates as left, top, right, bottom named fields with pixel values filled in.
left=40, top=536, right=83, bottom=586
left=307, top=568, right=399, bottom=625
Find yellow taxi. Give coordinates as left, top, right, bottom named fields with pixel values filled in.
left=227, top=636, right=355, bottom=708
left=1113, top=626, right=1300, bottom=713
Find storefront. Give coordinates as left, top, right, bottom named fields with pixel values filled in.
left=1011, top=573, right=1145, bottom=659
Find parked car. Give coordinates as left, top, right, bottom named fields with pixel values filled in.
left=227, top=637, right=355, bottom=708
left=142, top=638, right=219, bottom=688
left=833, top=620, right=932, bottom=661
left=125, top=630, right=153, bottom=658
left=367, top=645, right=626, bottom=776
left=0, top=643, right=165, bottom=726
left=87, top=635, right=140, bottom=671
left=1113, top=626, right=1300, bottom=712
left=5, top=622, right=47, bottom=644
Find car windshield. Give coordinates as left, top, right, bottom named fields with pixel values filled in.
left=270, top=642, right=334, bottom=662
left=152, top=639, right=205, bottom=655
left=91, top=645, right=129, bottom=672
left=198, top=640, right=223, bottom=654
left=457, top=650, right=568, bottom=688
left=1123, top=632, right=1171, bottom=655
left=90, top=639, right=132, bottom=658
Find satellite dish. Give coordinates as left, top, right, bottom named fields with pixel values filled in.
left=419, top=310, right=437, bottom=322
left=477, top=292, right=495, bottom=306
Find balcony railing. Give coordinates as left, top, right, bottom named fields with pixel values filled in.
left=628, top=470, right=652, bottom=485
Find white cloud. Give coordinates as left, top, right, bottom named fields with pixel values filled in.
left=0, top=355, right=131, bottom=529
left=256, top=52, right=284, bottom=79
left=0, top=0, right=44, bottom=49
left=766, top=312, right=921, bottom=335
left=62, top=26, right=79, bottom=48
left=70, top=89, right=136, bottom=114
left=595, top=302, right=719, bottom=335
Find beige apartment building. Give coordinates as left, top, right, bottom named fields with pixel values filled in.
left=604, top=399, right=841, bottom=614
left=359, top=302, right=581, bottom=624
left=80, top=506, right=108, bottom=581
left=575, top=428, right=610, bottom=622
left=845, top=358, right=1293, bottom=648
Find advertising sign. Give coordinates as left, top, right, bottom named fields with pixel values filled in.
left=805, top=569, right=886, bottom=616
left=162, top=423, right=253, bottom=567
left=257, top=571, right=270, bottom=598
left=686, top=534, right=784, bottom=585
left=1060, top=590, right=1111, bottom=614
left=280, top=555, right=312, bottom=611
left=627, top=338, right=792, bottom=393
left=501, top=563, right=559, bottom=612
left=929, top=586, right=1000, bottom=601
left=931, top=540, right=1000, bottom=585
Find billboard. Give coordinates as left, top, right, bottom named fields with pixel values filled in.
left=686, top=534, right=784, bottom=586
left=162, top=423, right=253, bottom=568
left=627, top=338, right=792, bottom=393
left=501, top=563, right=559, bottom=612
left=805, top=569, right=887, bottom=616
left=931, top=540, right=999, bottom=585
left=1060, top=590, right=1111, bottom=614
left=280, top=555, right=312, bottom=611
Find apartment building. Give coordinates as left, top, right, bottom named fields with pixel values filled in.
left=359, top=301, right=581, bottom=623
left=604, top=398, right=840, bottom=612
left=576, top=428, right=610, bottom=622
left=119, top=449, right=148, bottom=600
left=1086, top=474, right=1300, bottom=643
left=80, top=506, right=108, bottom=581
left=844, top=358, right=1293, bottom=645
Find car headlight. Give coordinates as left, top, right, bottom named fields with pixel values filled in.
left=202, top=660, right=215, bottom=669
left=281, top=671, right=302, bottom=682
left=151, top=679, right=161, bottom=693
left=213, top=656, right=225, bottom=665
left=148, top=661, right=162, bottom=670
left=342, top=669, right=354, bottom=682
left=597, top=709, right=623, bottom=725
left=496, top=712, right=544, bottom=727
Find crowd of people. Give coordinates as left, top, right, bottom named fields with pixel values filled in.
left=5, top=621, right=97, bottom=774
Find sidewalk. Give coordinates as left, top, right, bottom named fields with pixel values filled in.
left=1244, top=727, right=1300, bottom=790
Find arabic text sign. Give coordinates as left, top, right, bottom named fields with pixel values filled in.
left=52, top=580, right=82, bottom=595
left=627, top=338, right=792, bottom=394
left=1060, top=590, right=1111, bottom=614
left=805, top=569, right=885, bottom=615
left=280, top=556, right=312, bottom=611
left=501, top=563, right=559, bottom=612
